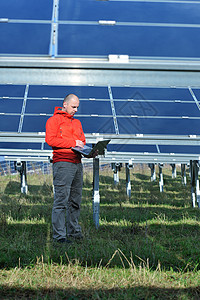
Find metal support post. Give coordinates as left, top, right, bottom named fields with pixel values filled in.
left=190, top=160, right=196, bottom=207
left=111, top=163, right=122, bottom=186
left=125, top=162, right=132, bottom=198
left=93, top=157, right=100, bottom=229
left=194, top=161, right=200, bottom=208
left=159, top=164, right=164, bottom=192
left=196, top=176, right=200, bottom=208
left=14, top=161, right=28, bottom=194
left=181, top=164, right=187, bottom=185
left=148, top=163, right=156, bottom=181
left=171, top=164, right=176, bottom=179
left=190, top=160, right=200, bottom=208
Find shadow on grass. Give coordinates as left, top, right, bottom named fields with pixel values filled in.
left=0, top=223, right=50, bottom=268
left=1, top=220, right=199, bottom=271
left=0, top=285, right=199, bottom=299
left=4, top=181, right=53, bottom=197
left=4, top=181, right=21, bottom=195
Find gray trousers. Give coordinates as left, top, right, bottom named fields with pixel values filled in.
left=52, top=161, right=83, bottom=240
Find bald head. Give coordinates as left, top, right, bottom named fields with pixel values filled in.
left=62, top=94, right=79, bottom=116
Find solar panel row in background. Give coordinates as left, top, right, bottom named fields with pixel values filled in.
left=1, top=84, right=200, bottom=154
left=1, top=0, right=200, bottom=59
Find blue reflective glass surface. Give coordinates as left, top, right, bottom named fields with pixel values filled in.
left=0, top=99, right=23, bottom=113
left=159, top=145, right=200, bottom=154
left=59, top=0, right=200, bottom=24
left=117, top=118, right=200, bottom=135
left=78, top=100, right=111, bottom=115
left=0, top=115, right=20, bottom=131
left=22, top=116, right=48, bottom=132
left=0, top=142, right=43, bottom=150
left=0, top=0, right=53, bottom=20
left=44, top=143, right=52, bottom=150
left=0, top=24, right=51, bottom=55
left=28, top=85, right=109, bottom=99
left=115, top=102, right=200, bottom=117
left=25, top=99, right=111, bottom=115
left=58, top=24, right=200, bottom=58
left=192, top=89, right=200, bottom=102
left=112, top=87, right=194, bottom=101
left=107, top=144, right=158, bottom=153
left=79, top=117, right=115, bottom=134
left=0, top=85, right=26, bottom=97
left=25, top=99, right=61, bottom=114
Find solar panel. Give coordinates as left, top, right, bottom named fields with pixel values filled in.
left=117, top=118, right=200, bottom=135
left=0, top=24, right=51, bottom=56
left=1, top=0, right=53, bottom=20
left=159, top=145, right=200, bottom=154
left=58, top=24, right=200, bottom=58
left=0, top=0, right=200, bottom=58
left=0, top=84, right=25, bottom=97
left=111, top=87, right=194, bottom=101
left=0, top=98, right=23, bottom=113
left=59, top=0, right=200, bottom=24
left=1, top=83, right=200, bottom=139
left=28, top=85, right=109, bottom=98
left=0, top=115, right=20, bottom=131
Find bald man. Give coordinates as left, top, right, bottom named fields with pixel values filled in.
left=46, top=94, right=86, bottom=243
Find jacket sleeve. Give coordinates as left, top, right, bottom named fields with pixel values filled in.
left=45, top=116, right=76, bottom=149
left=80, top=122, right=86, bottom=145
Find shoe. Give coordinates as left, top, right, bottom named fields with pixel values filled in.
left=55, top=238, right=72, bottom=244
left=68, top=233, right=83, bottom=240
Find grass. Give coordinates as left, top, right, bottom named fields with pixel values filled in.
left=0, top=163, right=200, bottom=299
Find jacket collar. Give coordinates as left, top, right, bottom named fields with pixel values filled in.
left=53, top=106, right=73, bottom=119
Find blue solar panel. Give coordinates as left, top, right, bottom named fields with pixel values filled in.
left=159, top=145, right=200, bottom=154
left=117, top=118, right=200, bottom=135
left=1, top=0, right=53, bottom=20
left=58, top=24, right=200, bottom=58
left=28, top=85, right=109, bottom=99
left=107, top=144, right=158, bottom=153
left=20, top=115, right=115, bottom=134
left=0, top=142, right=43, bottom=150
left=78, top=101, right=112, bottom=115
left=0, top=85, right=26, bottom=97
left=1, top=0, right=200, bottom=58
left=0, top=24, right=51, bottom=55
left=0, top=115, right=20, bottom=131
left=79, top=116, right=115, bottom=134
left=192, top=89, right=200, bottom=101
left=115, top=102, right=200, bottom=117
left=25, top=99, right=61, bottom=114
left=112, top=87, right=194, bottom=101
left=25, top=99, right=112, bottom=115
left=59, top=0, right=200, bottom=24
left=0, top=84, right=200, bottom=138
left=0, top=99, right=23, bottom=113
left=22, top=116, right=48, bottom=132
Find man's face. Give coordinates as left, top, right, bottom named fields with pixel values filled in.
left=63, top=98, right=79, bottom=116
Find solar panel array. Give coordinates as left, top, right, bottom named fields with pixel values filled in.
left=1, top=0, right=200, bottom=160
left=1, top=0, right=200, bottom=59
left=1, top=84, right=200, bottom=155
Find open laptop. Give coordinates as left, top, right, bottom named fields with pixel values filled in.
left=72, top=139, right=110, bottom=158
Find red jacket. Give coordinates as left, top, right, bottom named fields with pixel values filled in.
left=45, top=107, right=86, bottom=163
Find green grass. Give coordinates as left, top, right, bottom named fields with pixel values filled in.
left=0, top=164, right=200, bottom=299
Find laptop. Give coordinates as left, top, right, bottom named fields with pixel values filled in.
left=72, top=139, right=110, bottom=158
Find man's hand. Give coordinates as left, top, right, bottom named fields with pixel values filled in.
left=76, top=140, right=84, bottom=148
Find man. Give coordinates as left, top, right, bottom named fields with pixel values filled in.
left=45, top=94, right=86, bottom=243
